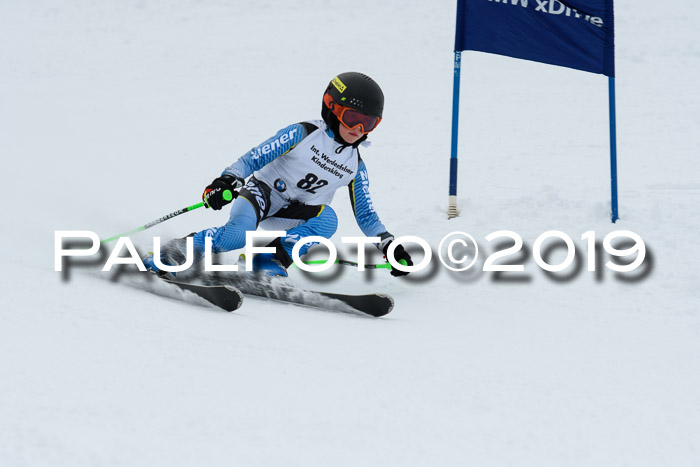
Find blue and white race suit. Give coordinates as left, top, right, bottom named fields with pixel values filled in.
left=191, top=120, right=394, bottom=261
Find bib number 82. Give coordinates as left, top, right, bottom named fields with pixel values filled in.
left=297, top=173, right=328, bottom=194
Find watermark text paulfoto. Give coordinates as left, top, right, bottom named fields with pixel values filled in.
left=55, top=230, right=647, bottom=276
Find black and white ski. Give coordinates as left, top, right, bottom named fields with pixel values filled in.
left=162, top=278, right=243, bottom=312
left=132, top=271, right=391, bottom=316
left=205, top=274, right=393, bottom=317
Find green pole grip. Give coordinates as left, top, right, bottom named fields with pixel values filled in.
left=223, top=190, right=233, bottom=201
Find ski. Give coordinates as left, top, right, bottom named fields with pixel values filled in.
left=242, top=284, right=393, bottom=317
left=162, top=278, right=244, bottom=312
left=204, top=274, right=393, bottom=317
left=311, top=290, right=394, bottom=317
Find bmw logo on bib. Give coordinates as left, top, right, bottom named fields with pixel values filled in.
left=274, top=178, right=287, bottom=192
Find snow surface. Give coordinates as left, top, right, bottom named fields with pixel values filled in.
left=2, top=0, right=700, bottom=465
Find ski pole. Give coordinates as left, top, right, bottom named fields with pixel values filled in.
left=294, top=258, right=408, bottom=270
left=100, top=190, right=233, bottom=243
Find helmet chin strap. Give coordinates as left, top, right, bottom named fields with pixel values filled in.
left=321, top=104, right=340, bottom=139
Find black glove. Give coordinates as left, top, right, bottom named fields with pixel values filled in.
left=202, top=174, right=244, bottom=210
left=383, top=242, right=413, bottom=277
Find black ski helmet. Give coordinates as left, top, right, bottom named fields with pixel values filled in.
left=322, top=72, right=384, bottom=142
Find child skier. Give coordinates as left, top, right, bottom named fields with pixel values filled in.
left=144, top=72, right=413, bottom=277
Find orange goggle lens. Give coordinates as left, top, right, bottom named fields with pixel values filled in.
left=323, top=92, right=381, bottom=133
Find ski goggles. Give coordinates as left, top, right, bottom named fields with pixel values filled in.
left=323, top=91, right=381, bottom=133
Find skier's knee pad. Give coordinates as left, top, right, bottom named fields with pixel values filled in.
left=282, top=205, right=338, bottom=258
left=210, top=225, right=248, bottom=253
left=193, top=202, right=258, bottom=254
left=312, top=205, right=338, bottom=238
left=193, top=225, right=249, bottom=255
left=211, top=198, right=259, bottom=252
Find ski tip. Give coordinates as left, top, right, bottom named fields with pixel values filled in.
left=223, top=285, right=244, bottom=311
left=373, top=294, right=394, bottom=317
left=323, top=292, right=394, bottom=318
